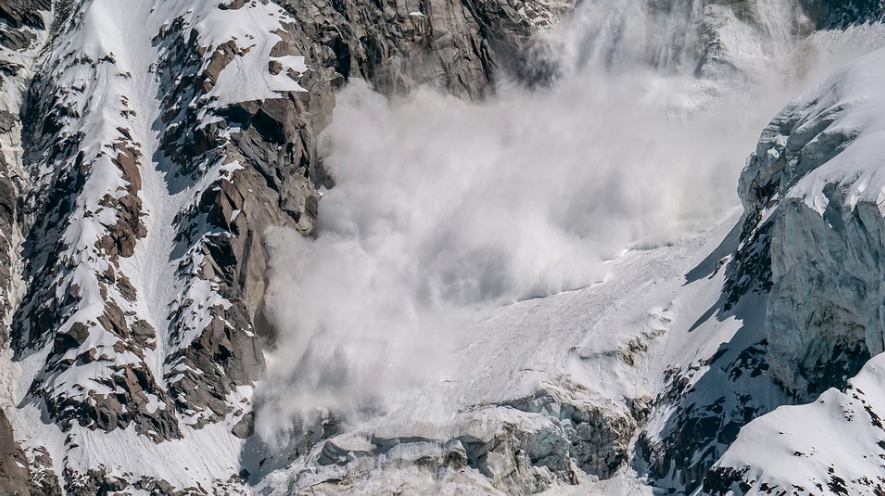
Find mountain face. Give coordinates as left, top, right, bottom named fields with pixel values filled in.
left=705, top=45, right=885, bottom=495
left=0, top=0, right=572, bottom=493
left=1, top=0, right=885, bottom=494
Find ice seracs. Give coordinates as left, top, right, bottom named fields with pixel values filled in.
left=703, top=43, right=885, bottom=496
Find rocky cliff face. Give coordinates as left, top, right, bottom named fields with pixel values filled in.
left=275, top=0, right=571, bottom=98
left=0, top=408, right=30, bottom=496
left=734, top=76, right=880, bottom=400
left=634, top=19, right=885, bottom=495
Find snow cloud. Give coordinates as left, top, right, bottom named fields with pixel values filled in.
left=251, top=0, right=882, bottom=443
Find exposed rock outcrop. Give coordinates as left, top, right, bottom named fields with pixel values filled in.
left=0, top=408, right=30, bottom=496
left=26, top=447, right=61, bottom=496
left=0, top=0, right=49, bottom=31
left=275, top=0, right=571, bottom=98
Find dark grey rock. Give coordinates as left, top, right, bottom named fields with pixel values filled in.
left=231, top=412, right=254, bottom=439
left=275, top=0, right=571, bottom=99
left=0, top=110, right=17, bottom=133
left=0, top=27, right=35, bottom=51
left=0, top=0, right=49, bottom=29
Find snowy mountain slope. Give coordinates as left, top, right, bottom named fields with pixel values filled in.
left=5, top=0, right=312, bottom=491
left=247, top=5, right=885, bottom=496
left=629, top=29, right=885, bottom=495
left=707, top=353, right=885, bottom=495
left=0, top=0, right=575, bottom=493
left=252, top=209, right=747, bottom=495
left=0, top=0, right=885, bottom=494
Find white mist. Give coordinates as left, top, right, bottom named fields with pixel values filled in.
left=253, top=0, right=873, bottom=443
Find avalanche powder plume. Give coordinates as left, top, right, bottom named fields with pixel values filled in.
left=254, top=0, right=872, bottom=442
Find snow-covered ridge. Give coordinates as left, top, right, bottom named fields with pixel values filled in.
left=703, top=44, right=885, bottom=495
left=708, top=353, right=885, bottom=495
left=4, top=0, right=315, bottom=491
left=732, top=43, right=885, bottom=399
